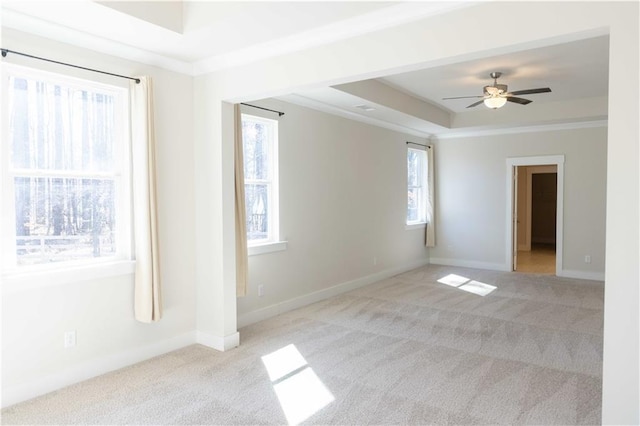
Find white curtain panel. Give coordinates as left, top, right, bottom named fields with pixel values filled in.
left=235, top=104, right=248, bottom=297
left=425, top=145, right=436, bottom=247
left=131, top=76, right=162, bottom=322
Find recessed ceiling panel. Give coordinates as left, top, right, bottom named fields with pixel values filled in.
left=380, top=36, right=609, bottom=113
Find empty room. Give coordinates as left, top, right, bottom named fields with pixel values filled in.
left=1, top=1, right=638, bottom=425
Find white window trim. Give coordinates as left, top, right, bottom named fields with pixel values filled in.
left=248, top=241, right=288, bottom=256
left=405, top=223, right=427, bottom=231
left=242, top=113, right=282, bottom=247
left=2, top=260, right=136, bottom=294
left=0, top=63, right=133, bottom=278
left=406, top=146, right=428, bottom=226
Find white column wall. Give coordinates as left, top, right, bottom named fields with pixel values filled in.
left=602, top=9, right=640, bottom=423
left=193, top=84, right=238, bottom=349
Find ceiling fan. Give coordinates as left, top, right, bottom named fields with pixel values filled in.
left=443, top=72, right=551, bottom=109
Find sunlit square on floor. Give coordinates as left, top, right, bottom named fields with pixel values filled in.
left=261, top=344, right=308, bottom=381
left=273, top=367, right=335, bottom=425
left=261, top=344, right=335, bottom=424
left=458, top=280, right=497, bottom=296
left=437, top=274, right=470, bottom=287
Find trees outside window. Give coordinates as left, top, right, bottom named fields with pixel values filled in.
left=407, top=147, right=427, bottom=224
left=242, top=114, right=278, bottom=244
left=2, top=66, right=130, bottom=268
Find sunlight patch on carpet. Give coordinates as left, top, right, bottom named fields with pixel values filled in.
left=437, top=274, right=496, bottom=296
left=262, top=344, right=334, bottom=425
left=262, top=344, right=308, bottom=381
left=459, top=280, right=497, bottom=296
left=437, top=274, right=470, bottom=287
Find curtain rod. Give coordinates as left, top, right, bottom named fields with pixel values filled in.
left=1, top=49, right=140, bottom=84
left=241, top=103, right=285, bottom=117
left=406, top=141, right=431, bottom=148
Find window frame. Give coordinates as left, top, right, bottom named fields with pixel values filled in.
left=406, top=146, right=428, bottom=226
left=241, top=113, right=280, bottom=247
left=0, top=63, right=133, bottom=277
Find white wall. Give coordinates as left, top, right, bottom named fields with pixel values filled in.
left=193, top=3, right=638, bottom=422
left=429, top=127, right=607, bottom=279
left=237, top=99, right=429, bottom=325
left=1, top=29, right=196, bottom=406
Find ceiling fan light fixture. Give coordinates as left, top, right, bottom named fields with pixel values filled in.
left=442, top=72, right=550, bottom=109
left=484, top=96, right=507, bottom=109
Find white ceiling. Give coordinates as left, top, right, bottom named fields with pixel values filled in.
left=2, top=1, right=469, bottom=71
left=283, top=34, right=609, bottom=137
left=1, top=1, right=609, bottom=138
left=381, top=36, right=609, bottom=113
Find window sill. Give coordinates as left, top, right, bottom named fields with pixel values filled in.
left=405, top=222, right=427, bottom=231
left=2, top=260, right=136, bottom=294
left=248, top=241, right=288, bottom=256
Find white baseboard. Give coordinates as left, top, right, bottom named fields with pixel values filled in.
left=196, top=331, right=240, bottom=351
left=237, top=258, right=429, bottom=328
left=2, top=331, right=197, bottom=409
left=429, top=257, right=510, bottom=272
left=558, top=269, right=605, bottom=281
left=428, top=258, right=604, bottom=282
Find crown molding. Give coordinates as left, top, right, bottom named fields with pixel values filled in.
left=193, top=2, right=474, bottom=75
left=1, top=9, right=194, bottom=76
left=432, top=119, right=608, bottom=140
left=278, top=95, right=608, bottom=142
left=279, top=94, right=433, bottom=139
left=2, top=2, right=474, bottom=77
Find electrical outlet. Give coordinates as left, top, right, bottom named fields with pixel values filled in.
left=258, top=284, right=264, bottom=297
left=64, top=331, right=76, bottom=348
left=585, top=255, right=591, bottom=264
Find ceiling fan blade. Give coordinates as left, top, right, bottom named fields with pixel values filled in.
left=508, top=88, right=551, bottom=96
left=506, top=97, right=532, bottom=105
left=442, top=95, right=484, bottom=100
left=466, top=100, right=485, bottom=108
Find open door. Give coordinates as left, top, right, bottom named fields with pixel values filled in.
left=506, top=155, right=564, bottom=275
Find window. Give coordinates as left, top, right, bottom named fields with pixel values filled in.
left=407, top=147, right=427, bottom=224
left=1, top=65, right=130, bottom=271
left=242, top=114, right=279, bottom=245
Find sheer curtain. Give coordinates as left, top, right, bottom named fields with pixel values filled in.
left=131, top=76, right=162, bottom=322
left=234, top=104, right=248, bottom=297
left=425, top=145, right=435, bottom=247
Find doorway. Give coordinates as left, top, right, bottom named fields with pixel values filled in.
left=506, top=156, right=564, bottom=275
left=515, top=167, right=557, bottom=274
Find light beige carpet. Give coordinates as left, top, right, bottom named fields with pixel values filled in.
left=1, top=265, right=604, bottom=425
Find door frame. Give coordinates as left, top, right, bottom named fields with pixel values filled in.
left=506, top=155, right=565, bottom=274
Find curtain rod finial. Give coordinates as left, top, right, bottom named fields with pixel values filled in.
left=1, top=49, right=7, bottom=58
left=135, top=78, right=141, bottom=84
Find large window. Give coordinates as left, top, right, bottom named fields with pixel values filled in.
left=242, top=114, right=279, bottom=245
left=407, top=147, right=427, bottom=224
left=1, top=65, right=130, bottom=270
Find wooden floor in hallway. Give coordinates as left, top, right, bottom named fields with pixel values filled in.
left=517, top=243, right=556, bottom=274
